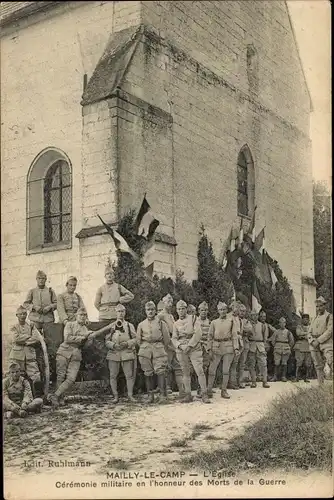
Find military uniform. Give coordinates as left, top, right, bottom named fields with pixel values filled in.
left=94, top=283, right=134, bottom=322
left=23, top=286, right=57, bottom=331
left=3, top=375, right=43, bottom=415
left=105, top=320, right=137, bottom=400
left=9, top=323, right=41, bottom=383
left=57, top=292, right=85, bottom=324
left=229, top=317, right=253, bottom=388
left=55, top=321, right=91, bottom=399
left=207, top=316, right=239, bottom=396
left=248, top=321, right=269, bottom=387
left=158, top=311, right=184, bottom=395
left=172, top=314, right=209, bottom=401
left=199, top=318, right=211, bottom=372
left=308, top=310, right=333, bottom=383
left=294, top=324, right=312, bottom=380
left=269, top=327, right=294, bottom=381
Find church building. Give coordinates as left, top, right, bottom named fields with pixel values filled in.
left=1, top=1, right=316, bottom=336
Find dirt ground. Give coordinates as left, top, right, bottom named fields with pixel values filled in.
left=4, top=380, right=322, bottom=476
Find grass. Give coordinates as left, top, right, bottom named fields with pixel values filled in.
left=170, top=438, right=189, bottom=448
left=181, top=384, right=333, bottom=472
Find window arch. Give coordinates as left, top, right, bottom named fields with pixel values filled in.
left=27, top=148, right=72, bottom=253
left=237, top=145, right=255, bottom=217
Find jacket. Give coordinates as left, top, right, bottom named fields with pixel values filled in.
left=308, top=312, right=333, bottom=352
left=137, top=317, right=170, bottom=359
left=23, top=286, right=57, bottom=324
left=105, top=321, right=137, bottom=361
left=9, top=323, right=40, bottom=362
left=295, top=325, right=310, bottom=352
left=57, top=292, right=85, bottom=323
left=248, top=321, right=268, bottom=354
left=158, top=311, right=176, bottom=352
left=3, top=376, right=33, bottom=407
left=269, top=328, right=294, bottom=354
left=94, top=283, right=134, bottom=320
left=207, top=316, right=239, bottom=354
left=57, top=321, right=90, bottom=361
left=172, top=315, right=202, bottom=353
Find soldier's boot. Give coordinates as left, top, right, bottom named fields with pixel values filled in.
left=166, top=372, right=173, bottom=395
left=145, top=376, right=155, bottom=403
left=180, top=376, right=193, bottom=403
left=262, top=370, right=270, bottom=388
left=316, top=369, right=325, bottom=385
left=157, top=374, right=168, bottom=404
left=28, top=398, right=44, bottom=413
left=33, top=380, right=44, bottom=399
left=272, top=366, right=279, bottom=382
left=197, top=374, right=211, bottom=404
left=249, top=368, right=257, bottom=388
left=207, top=374, right=215, bottom=398
left=281, top=365, right=287, bottom=382
left=49, top=393, right=60, bottom=409
left=126, top=378, right=136, bottom=403
left=175, top=374, right=185, bottom=399
left=110, top=379, right=119, bottom=403
left=18, top=410, right=28, bottom=418
left=221, top=374, right=231, bottom=399
left=181, top=393, right=193, bottom=403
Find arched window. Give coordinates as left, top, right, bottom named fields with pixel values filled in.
left=27, top=148, right=72, bottom=253
left=237, top=145, right=255, bottom=217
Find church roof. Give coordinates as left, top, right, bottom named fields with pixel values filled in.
left=0, top=1, right=61, bottom=27
left=81, top=25, right=143, bottom=107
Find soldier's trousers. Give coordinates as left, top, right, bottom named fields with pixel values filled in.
left=138, top=354, right=168, bottom=376
left=230, top=347, right=249, bottom=385
left=4, top=398, right=43, bottom=413
left=108, top=360, right=136, bottom=397
left=248, top=351, right=268, bottom=383
left=55, top=354, right=81, bottom=398
left=295, top=351, right=312, bottom=368
left=208, top=352, right=234, bottom=390
left=273, top=351, right=290, bottom=366
left=176, top=348, right=207, bottom=394
left=12, top=359, right=41, bottom=383
left=310, top=346, right=333, bottom=382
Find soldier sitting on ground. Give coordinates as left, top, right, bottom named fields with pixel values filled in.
left=294, top=313, right=312, bottom=382
left=268, top=317, right=294, bottom=382
left=3, top=362, right=43, bottom=419
left=9, top=306, right=44, bottom=398
left=105, top=304, right=137, bottom=404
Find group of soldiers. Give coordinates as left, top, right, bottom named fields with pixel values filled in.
left=3, top=266, right=333, bottom=419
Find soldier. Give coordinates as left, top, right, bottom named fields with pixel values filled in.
left=228, top=301, right=243, bottom=390
left=294, top=313, right=312, bottom=382
left=3, top=362, right=43, bottom=419
left=158, top=294, right=184, bottom=397
left=49, top=308, right=105, bottom=407
left=248, top=310, right=270, bottom=388
left=105, top=304, right=137, bottom=403
left=9, top=306, right=43, bottom=397
left=94, top=266, right=134, bottom=324
left=172, top=300, right=210, bottom=403
left=308, top=296, right=333, bottom=384
left=23, top=270, right=57, bottom=332
left=268, top=317, right=294, bottom=382
left=197, top=301, right=211, bottom=395
left=207, top=302, right=239, bottom=399
left=258, top=309, right=276, bottom=380
left=229, top=303, right=253, bottom=389
left=137, top=301, right=170, bottom=403
left=57, top=276, right=86, bottom=325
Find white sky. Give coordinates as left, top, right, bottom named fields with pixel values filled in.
left=287, top=0, right=331, bottom=185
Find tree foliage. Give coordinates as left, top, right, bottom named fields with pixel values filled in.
left=313, top=180, right=332, bottom=311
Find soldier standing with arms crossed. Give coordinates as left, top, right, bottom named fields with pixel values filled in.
left=247, top=310, right=270, bottom=388
left=23, top=270, right=57, bottom=332
left=172, top=300, right=210, bottom=404
left=207, top=302, right=239, bottom=399
left=308, top=296, right=333, bottom=384
left=137, top=301, right=171, bottom=404
left=294, top=313, right=312, bottom=382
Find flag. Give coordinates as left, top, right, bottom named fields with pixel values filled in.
left=291, top=291, right=297, bottom=313
left=135, top=195, right=160, bottom=240
left=97, top=215, right=138, bottom=259
left=247, top=205, right=257, bottom=239
left=219, top=229, right=232, bottom=268
left=261, top=250, right=273, bottom=287
left=269, top=264, right=278, bottom=289
left=251, top=280, right=262, bottom=312
left=254, top=227, right=265, bottom=252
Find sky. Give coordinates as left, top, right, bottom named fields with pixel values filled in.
left=287, top=0, right=331, bottom=185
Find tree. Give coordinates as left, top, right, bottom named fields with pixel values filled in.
left=313, top=180, right=332, bottom=311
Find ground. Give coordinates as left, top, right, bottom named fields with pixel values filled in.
left=4, top=381, right=333, bottom=499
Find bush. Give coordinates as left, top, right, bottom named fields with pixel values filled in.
left=181, top=384, right=333, bottom=472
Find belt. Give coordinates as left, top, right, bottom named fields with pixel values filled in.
left=255, top=340, right=265, bottom=343
left=102, top=302, right=119, bottom=307
left=142, top=339, right=163, bottom=344
left=276, top=341, right=290, bottom=344
left=214, top=338, right=232, bottom=342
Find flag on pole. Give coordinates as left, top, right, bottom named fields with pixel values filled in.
left=97, top=215, right=138, bottom=259
left=254, top=227, right=265, bottom=252
left=251, top=280, right=262, bottom=312
left=269, top=264, right=278, bottom=289
left=247, top=205, right=257, bottom=239
left=135, top=195, right=160, bottom=240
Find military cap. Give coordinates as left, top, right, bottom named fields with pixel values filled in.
left=198, top=301, right=209, bottom=310
left=16, top=305, right=27, bottom=314
left=66, top=275, right=78, bottom=285
left=115, top=303, right=126, bottom=311
left=9, top=361, right=21, bottom=370
left=162, top=293, right=173, bottom=304
left=279, top=316, right=286, bottom=321
left=176, top=300, right=187, bottom=308
left=315, top=296, right=327, bottom=304
left=187, top=304, right=197, bottom=313
left=301, top=313, right=310, bottom=319
left=77, top=307, right=88, bottom=315
left=217, top=301, right=227, bottom=309
left=145, top=301, right=156, bottom=308
left=105, top=265, right=114, bottom=275
left=36, top=270, right=47, bottom=278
